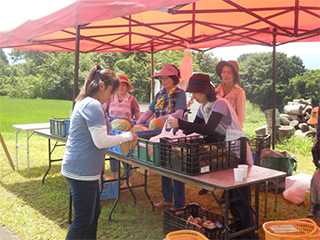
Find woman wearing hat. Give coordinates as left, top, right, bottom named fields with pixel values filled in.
left=167, top=73, right=257, bottom=239
left=215, top=60, right=246, bottom=128
left=104, top=74, right=141, bottom=187
left=137, top=64, right=187, bottom=210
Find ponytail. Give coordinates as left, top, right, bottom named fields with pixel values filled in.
left=75, top=64, right=119, bottom=102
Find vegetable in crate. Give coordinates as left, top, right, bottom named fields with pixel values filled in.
left=131, top=125, right=149, bottom=132
left=111, top=118, right=133, bottom=131
left=149, top=118, right=165, bottom=130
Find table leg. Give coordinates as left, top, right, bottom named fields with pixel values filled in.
left=274, top=179, right=278, bottom=212
left=109, top=160, right=121, bottom=220
left=42, top=139, right=52, bottom=184
left=26, top=130, right=29, bottom=173
left=144, top=170, right=154, bottom=212
left=15, top=129, right=19, bottom=169
left=255, top=183, right=259, bottom=232
left=224, top=190, right=230, bottom=240
left=264, top=180, right=268, bottom=217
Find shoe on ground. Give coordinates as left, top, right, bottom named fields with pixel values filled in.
left=198, top=188, right=209, bottom=195
left=307, top=207, right=320, bottom=218
left=170, top=208, right=184, bottom=215
left=154, top=200, right=173, bottom=208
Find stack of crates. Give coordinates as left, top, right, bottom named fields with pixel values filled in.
left=247, top=134, right=271, bottom=165
left=50, top=118, right=70, bottom=138
left=160, top=136, right=247, bottom=176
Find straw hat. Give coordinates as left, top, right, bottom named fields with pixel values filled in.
left=117, top=74, right=134, bottom=91
left=307, top=107, right=318, bottom=124
left=215, top=60, right=241, bottom=83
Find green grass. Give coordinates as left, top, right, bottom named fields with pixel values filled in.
left=0, top=97, right=318, bottom=240
left=0, top=96, right=73, bottom=135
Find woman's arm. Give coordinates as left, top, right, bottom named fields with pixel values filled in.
left=236, top=89, right=246, bottom=128
left=89, top=125, right=132, bottom=149
left=177, top=112, right=223, bottom=135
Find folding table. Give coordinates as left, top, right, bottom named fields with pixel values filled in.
left=13, top=123, right=50, bottom=172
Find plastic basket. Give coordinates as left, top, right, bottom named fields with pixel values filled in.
left=163, top=203, right=240, bottom=240
left=166, top=230, right=209, bottom=240
left=247, top=134, right=270, bottom=155
left=130, top=129, right=163, bottom=165
left=263, top=218, right=320, bottom=240
left=160, top=136, right=247, bottom=176
left=50, top=118, right=70, bottom=137
left=99, top=181, right=118, bottom=200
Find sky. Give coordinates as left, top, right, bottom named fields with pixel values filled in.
left=1, top=0, right=319, bottom=70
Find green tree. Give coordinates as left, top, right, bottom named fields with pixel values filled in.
left=0, top=49, right=8, bottom=65
left=289, top=69, right=320, bottom=106
left=239, top=52, right=306, bottom=111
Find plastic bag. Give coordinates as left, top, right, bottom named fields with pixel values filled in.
left=283, top=177, right=310, bottom=204
left=178, top=50, right=193, bottom=91
left=149, top=120, right=175, bottom=142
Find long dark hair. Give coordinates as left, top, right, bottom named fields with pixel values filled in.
left=75, top=64, right=119, bottom=102
left=207, top=85, right=217, bottom=102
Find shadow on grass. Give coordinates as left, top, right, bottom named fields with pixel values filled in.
left=15, top=163, right=62, bottom=180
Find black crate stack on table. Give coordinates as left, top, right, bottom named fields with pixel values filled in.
left=247, top=134, right=271, bottom=165
left=159, top=136, right=247, bottom=176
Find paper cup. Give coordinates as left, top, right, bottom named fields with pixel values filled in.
left=233, top=168, right=244, bottom=182
left=238, top=164, right=248, bottom=178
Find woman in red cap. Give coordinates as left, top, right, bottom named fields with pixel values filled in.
left=103, top=74, right=141, bottom=188
left=168, top=73, right=257, bottom=239
left=215, top=60, right=246, bottom=128
left=137, top=64, right=187, bottom=211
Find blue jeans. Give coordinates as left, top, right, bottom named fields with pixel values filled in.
left=109, top=159, right=133, bottom=177
left=161, top=176, right=185, bottom=209
left=65, top=177, right=101, bottom=240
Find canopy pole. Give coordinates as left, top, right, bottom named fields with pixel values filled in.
left=150, top=45, right=155, bottom=101
left=272, top=28, right=277, bottom=149
left=73, top=25, right=80, bottom=109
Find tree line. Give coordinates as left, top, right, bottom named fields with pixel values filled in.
left=0, top=48, right=319, bottom=111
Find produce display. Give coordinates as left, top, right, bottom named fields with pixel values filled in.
left=160, top=136, right=246, bottom=175
left=148, top=118, right=164, bottom=130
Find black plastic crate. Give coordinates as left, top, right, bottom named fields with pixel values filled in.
left=163, top=203, right=240, bottom=240
left=160, top=136, right=247, bottom=175
left=247, top=134, right=270, bottom=155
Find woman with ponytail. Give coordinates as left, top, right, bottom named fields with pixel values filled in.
left=61, top=64, right=138, bottom=240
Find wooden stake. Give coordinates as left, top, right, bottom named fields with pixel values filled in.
left=0, top=132, right=15, bottom=171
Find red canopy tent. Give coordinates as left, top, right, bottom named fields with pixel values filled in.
left=1, top=0, right=319, bottom=52
left=1, top=0, right=319, bottom=146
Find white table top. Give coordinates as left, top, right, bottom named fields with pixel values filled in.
left=13, top=123, right=50, bottom=131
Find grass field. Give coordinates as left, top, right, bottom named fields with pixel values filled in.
left=0, top=96, right=318, bottom=240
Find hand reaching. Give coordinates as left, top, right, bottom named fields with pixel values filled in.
left=128, top=128, right=138, bottom=149
left=167, top=118, right=179, bottom=128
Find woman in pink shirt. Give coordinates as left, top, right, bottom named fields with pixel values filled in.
left=215, top=60, right=246, bottom=128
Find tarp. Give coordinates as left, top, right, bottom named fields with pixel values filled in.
left=0, top=0, right=319, bottom=52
